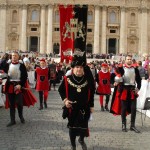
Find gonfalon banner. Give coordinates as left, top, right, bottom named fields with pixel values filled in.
left=59, top=5, right=88, bottom=63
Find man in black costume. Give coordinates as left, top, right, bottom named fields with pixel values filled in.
left=58, top=55, right=95, bottom=150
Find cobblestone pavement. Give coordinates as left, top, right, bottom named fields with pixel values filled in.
left=0, top=86, right=150, bottom=150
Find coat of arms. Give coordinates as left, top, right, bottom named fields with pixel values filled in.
left=62, top=19, right=86, bottom=42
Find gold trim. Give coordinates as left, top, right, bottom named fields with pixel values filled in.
left=67, top=78, right=88, bottom=92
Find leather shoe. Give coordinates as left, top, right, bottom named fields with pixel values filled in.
left=130, top=126, right=140, bottom=133
left=7, top=121, right=16, bottom=127
left=20, top=117, right=25, bottom=124
left=78, top=138, right=87, bottom=150
left=39, top=105, right=43, bottom=110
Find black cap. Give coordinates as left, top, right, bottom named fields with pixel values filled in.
left=71, top=55, right=86, bottom=68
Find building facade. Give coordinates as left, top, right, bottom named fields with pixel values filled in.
left=0, top=0, right=149, bottom=55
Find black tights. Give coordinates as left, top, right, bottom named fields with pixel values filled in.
left=121, top=99, right=137, bottom=125
left=69, top=129, right=85, bottom=147
left=39, top=91, right=43, bottom=104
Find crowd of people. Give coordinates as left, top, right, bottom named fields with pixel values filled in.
left=0, top=51, right=150, bottom=150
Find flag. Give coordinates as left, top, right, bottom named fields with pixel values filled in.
left=59, top=5, right=74, bottom=63
left=74, top=5, right=88, bottom=63
left=59, top=5, right=88, bottom=63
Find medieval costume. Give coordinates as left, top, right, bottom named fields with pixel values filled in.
left=110, top=59, right=141, bottom=133
left=96, top=63, right=111, bottom=111
left=58, top=56, right=94, bottom=150
left=35, top=59, right=50, bottom=110
left=3, top=53, right=37, bottom=127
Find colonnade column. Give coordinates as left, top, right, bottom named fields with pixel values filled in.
left=0, top=5, right=7, bottom=52
left=93, top=6, right=100, bottom=54
left=119, top=7, right=126, bottom=54
left=140, top=7, right=148, bottom=55
left=101, top=6, right=107, bottom=54
left=40, top=5, right=46, bottom=54
left=47, top=4, right=53, bottom=54
left=20, top=5, right=27, bottom=52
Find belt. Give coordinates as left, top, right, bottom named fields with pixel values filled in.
left=123, top=85, right=135, bottom=90
left=9, top=81, right=20, bottom=85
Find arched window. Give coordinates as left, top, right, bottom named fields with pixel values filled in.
left=131, top=13, right=135, bottom=23
left=109, top=11, right=116, bottom=23
left=31, top=10, right=39, bottom=21
left=55, top=10, right=60, bottom=22
left=87, top=11, right=93, bottom=23
left=12, top=10, right=17, bottom=22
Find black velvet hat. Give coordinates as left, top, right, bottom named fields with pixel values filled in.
left=71, top=49, right=86, bottom=68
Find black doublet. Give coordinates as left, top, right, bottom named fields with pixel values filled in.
left=58, top=74, right=94, bottom=135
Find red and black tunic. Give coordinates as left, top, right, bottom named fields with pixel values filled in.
left=96, top=70, right=111, bottom=95
left=35, top=67, right=50, bottom=91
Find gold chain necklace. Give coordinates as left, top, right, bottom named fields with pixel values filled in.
left=67, top=78, right=88, bottom=93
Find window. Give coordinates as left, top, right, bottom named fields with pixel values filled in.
left=54, top=28, right=59, bottom=31
left=31, top=10, right=39, bottom=21
left=131, top=13, right=135, bottom=23
left=55, top=10, right=60, bottom=22
left=31, top=28, right=37, bottom=31
left=87, top=29, right=92, bottom=32
left=110, top=30, right=116, bottom=33
left=12, top=10, right=17, bottom=22
left=109, top=11, right=116, bottom=23
left=87, top=11, right=93, bottom=23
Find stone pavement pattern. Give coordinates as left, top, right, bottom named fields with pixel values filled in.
left=0, top=86, right=150, bottom=150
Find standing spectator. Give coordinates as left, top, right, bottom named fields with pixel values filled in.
left=137, top=61, right=146, bottom=79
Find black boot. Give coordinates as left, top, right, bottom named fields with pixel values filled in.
left=122, top=120, right=127, bottom=132
left=44, top=101, right=47, bottom=108
left=7, top=108, right=16, bottom=127
left=130, top=122, right=140, bottom=133
left=78, top=138, right=87, bottom=150
left=18, top=107, right=25, bottom=124
left=122, top=123, right=127, bottom=132
left=39, top=104, right=43, bottom=110
left=101, top=106, right=104, bottom=111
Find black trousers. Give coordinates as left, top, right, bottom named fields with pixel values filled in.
left=121, top=99, right=137, bottom=126
left=8, top=93, right=24, bottom=122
